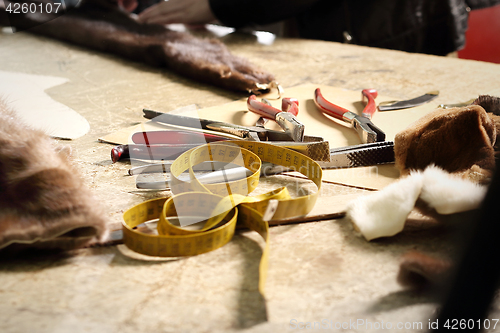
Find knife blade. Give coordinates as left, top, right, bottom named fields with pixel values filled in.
left=143, top=109, right=324, bottom=143
left=378, top=91, right=439, bottom=111
left=135, top=167, right=255, bottom=189
left=143, top=109, right=293, bottom=141
left=135, top=162, right=290, bottom=189
left=131, top=141, right=395, bottom=189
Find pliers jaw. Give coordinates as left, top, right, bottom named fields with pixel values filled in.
left=352, top=116, right=386, bottom=143
left=275, top=112, right=305, bottom=142
left=313, top=88, right=386, bottom=144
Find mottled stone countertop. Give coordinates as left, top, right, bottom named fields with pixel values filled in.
left=1, top=26, right=499, bottom=333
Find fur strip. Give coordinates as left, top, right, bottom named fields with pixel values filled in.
left=346, top=166, right=487, bottom=241
left=346, top=172, right=423, bottom=241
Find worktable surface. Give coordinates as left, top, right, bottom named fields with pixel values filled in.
left=1, top=26, right=499, bottom=333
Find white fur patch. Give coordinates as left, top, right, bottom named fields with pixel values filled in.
left=346, top=172, right=423, bottom=241
left=346, top=165, right=487, bottom=241
left=420, top=165, right=487, bottom=214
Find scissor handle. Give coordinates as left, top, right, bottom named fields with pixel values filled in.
left=314, top=88, right=352, bottom=121
left=247, top=95, right=299, bottom=119
left=361, top=88, right=378, bottom=119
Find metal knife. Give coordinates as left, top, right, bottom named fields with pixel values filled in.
left=378, top=91, right=439, bottom=111
left=136, top=167, right=255, bottom=189
left=143, top=109, right=323, bottom=143
left=143, top=109, right=292, bottom=142
left=133, top=141, right=395, bottom=189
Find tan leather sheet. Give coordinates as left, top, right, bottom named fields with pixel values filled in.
left=100, top=83, right=439, bottom=189
left=0, top=70, right=90, bottom=140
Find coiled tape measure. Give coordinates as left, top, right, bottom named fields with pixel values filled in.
left=123, top=141, right=323, bottom=294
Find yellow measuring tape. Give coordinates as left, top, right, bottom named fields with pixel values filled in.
left=122, top=141, right=322, bottom=294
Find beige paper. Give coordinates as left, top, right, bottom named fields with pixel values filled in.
left=100, top=83, right=439, bottom=189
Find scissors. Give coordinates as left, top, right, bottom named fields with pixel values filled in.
left=314, top=88, right=385, bottom=143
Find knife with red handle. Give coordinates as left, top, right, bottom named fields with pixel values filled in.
left=111, top=143, right=202, bottom=163
left=132, top=130, right=229, bottom=145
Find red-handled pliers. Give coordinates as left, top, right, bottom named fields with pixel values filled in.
left=314, top=88, right=385, bottom=143
left=247, top=95, right=304, bottom=142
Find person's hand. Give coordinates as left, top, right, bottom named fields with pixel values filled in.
left=138, top=0, right=216, bottom=25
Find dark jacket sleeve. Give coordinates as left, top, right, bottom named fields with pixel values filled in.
left=209, top=0, right=323, bottom=28
left=295, top=0, right=471, bottom=55
left=209, top=0, right=481, bottom=56
left=466, top=0, right=500, bottom=9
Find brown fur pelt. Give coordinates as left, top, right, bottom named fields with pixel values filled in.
left=394, top=96, right=500, bottom=184
left=473, top=95, right=500, bottom=151
left=397, top=251, right=452, bottom=289
left=393, top=95, right=500, bottom=289
left=0, top=0, right=275, bottom=94
left=0, top=99, right=107, bottom=252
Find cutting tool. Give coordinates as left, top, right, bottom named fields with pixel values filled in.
left=314, top=88, right=386, bottom=143
left=112, top=138, right=331, bottom=163
left=131, top=130, right=229, bottom=145
left=378, top=91, right=439, bottom=111
left=113, top=98, right=327, bottom=163
left=111, top=104, right=328, bottom=163
left=111, top=129, right=234, bottom=162
left=143, top=109, right=317, bottom=142
left=438, top=98, right=475, bottom=109
left=132, top=141, right=395, bottom=189
left=247, top=95, right=304, bottom=142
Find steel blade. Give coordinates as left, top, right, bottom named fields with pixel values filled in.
left=378, top=91, right=439, bottom=111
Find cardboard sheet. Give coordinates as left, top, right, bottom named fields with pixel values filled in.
left=100, top=83, right=439, bottom=189
left=0, top=70, right=90, bottom=140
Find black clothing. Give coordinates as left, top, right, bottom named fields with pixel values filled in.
left=209, top=0, right=500, bottom=55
